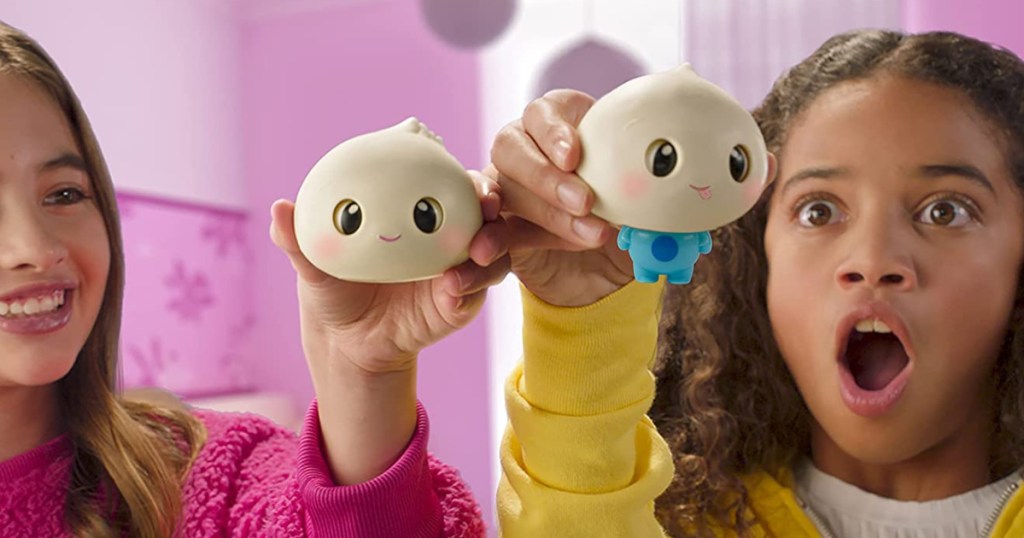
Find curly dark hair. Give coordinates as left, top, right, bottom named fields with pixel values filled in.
left=649, top=29, right=1024, bottom=536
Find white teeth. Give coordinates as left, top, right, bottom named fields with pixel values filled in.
left=854, top=318, right=894, bottom=334
left=22, top=298, right=39, bottom=315
left=0, top=290, right=67, bottom=318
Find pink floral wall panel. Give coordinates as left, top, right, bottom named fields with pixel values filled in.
left=117, top=191, right=254, bottom=398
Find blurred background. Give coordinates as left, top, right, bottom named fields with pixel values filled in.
left=3, top=0, right=1019, bottom=532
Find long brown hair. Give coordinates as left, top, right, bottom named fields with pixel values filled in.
left=650, top=29, right=1024, bottom=536
left=0, top=21, right=207, bottom=536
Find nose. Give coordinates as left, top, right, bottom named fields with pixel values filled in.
left=0, top=206, right=68, bottom=272
left=834, top=215, right=917, bottom=292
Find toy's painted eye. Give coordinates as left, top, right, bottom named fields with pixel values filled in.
left=645, top=140, right=677, bottom=177
left=730, top=145, right=750, bottom=182
left=334, top=199, right=362, bottom=235
left=413, top=197, right=443, bottom=233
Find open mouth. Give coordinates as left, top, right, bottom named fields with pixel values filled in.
left=689, top=184, right=712, bottom=200
left=0, top=288, right=68, bottom=318
left=0, top=288, right=74, bottom=334
left=836, top=313, right=914, bottom=416
left=378, top=234, right=402, bottom=243
left=842, top=325, right=910, bottom=391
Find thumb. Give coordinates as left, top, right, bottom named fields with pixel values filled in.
left=269, top=199, right=333, bottom=286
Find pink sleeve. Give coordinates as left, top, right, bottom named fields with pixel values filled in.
left=294, top=400, right=485, bottom=538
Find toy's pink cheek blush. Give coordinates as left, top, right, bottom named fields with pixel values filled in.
left=313, top=233, right=343, bottom=260
left=619, top=171, right=650, bottom=199
left=743, top=178, right=765, bottom=206
left=439, top=225, right=472, bottom=257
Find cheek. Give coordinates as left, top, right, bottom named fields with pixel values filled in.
left=67, top=213, right=111, bottom=337
left=923, top=252, right=1016, bottom=363
left=618, top=171, right=651, bottom=199
left=742, top=180, right=768, bottom=207
left=438, top=225, right=473, bottom=257
left=78, top=214, right=111, bottom=289
left=764, top=218, right=831, bottom=361
left=312, top=233, right=344, bottom=261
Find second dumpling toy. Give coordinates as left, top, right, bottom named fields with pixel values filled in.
left=576, top=64, right=774, bottom=284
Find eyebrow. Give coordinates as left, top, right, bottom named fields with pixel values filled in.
left=780, top=166, right=851, bottom=197
left=916, top=164, right=994, bottom=193
left=40, top=153, right=88, bottom=174
left=780, top=163, right=996, bottom=196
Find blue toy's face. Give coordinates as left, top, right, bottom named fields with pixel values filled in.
left=293, top=119, right=482, bottom=283
left=577, top=65, right=773, bottom=233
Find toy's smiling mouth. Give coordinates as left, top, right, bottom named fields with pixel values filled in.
left=689, top=184, right=712, bottom=200
left=378, top=234, right=402, bottom=242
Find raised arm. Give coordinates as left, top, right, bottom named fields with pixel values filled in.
left=489, top=90, right=673, bottom=536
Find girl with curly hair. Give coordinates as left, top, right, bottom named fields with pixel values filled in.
left=491, top=29, right=1024, bottom=537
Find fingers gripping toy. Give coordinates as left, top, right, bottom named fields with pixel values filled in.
left=576, top=64, right=772, bottom=284
left=293, top=118, right=483, bottom=283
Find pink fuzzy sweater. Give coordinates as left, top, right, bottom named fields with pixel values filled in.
left=0, top=401, right=485, bottom=537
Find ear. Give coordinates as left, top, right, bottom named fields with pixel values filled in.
left=765, top=152, right=778, bottom=186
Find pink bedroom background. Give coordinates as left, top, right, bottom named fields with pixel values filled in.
left=904, top=0, right=1024, bottom=53
left=2, top=0, right=1021, bottom=534
left=3, top=0, right=494, bottom=525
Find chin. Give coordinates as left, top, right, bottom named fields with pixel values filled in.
left=4, top=355, right=78, bottom=387
left=815, top=408, right=936, bottom=465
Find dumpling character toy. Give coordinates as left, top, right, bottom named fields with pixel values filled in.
left=576, top=64, right=773, bottom=284
left=293, top=118, right=483, bottom=283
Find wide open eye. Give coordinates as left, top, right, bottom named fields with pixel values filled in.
left=333, top=199, right=362, bottom=235
left=797, top=200, right=843, bottom=227
left=917, top=199, right=973, bottom=227
left=729, top=145, right=750, bottom=182
left=413, top=197, right=443, bottom=233
left=645, top=140, right=677, bottom=177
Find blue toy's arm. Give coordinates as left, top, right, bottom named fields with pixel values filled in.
left=617, top=226, right=634, bottom=251
left=698, top=230, right=712, bottom=254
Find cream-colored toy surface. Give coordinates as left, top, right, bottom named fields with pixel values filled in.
left=293, top=118, right=482, bottom=283
left=576, top=64, right=771, bottom=233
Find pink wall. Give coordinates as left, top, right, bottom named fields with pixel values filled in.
left=239, top=0, right=494, bottom=526
left=2, top=0, right=245, bottom=208
left=118, top=193, right=254, bottom=398
left=903, top=0, right=1024, bottom=54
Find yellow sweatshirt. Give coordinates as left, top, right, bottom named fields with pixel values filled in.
left=497, top=281, right=1024, bottom=537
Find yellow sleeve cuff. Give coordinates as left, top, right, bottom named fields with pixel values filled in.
left=519, top=280, right=665, bottom=416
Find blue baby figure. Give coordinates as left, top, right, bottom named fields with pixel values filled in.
left=618, top=226, right=712, bottom=284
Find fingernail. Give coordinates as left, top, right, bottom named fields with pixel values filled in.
left=557, top=181, right=587, bottom=213
left=553, top=138, right=572, bottom=168
left=450, top=268, right=462, bottom=293
left=572, top=218, right=603, bottom=244
left=485, top=191, right=502, bottom=219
